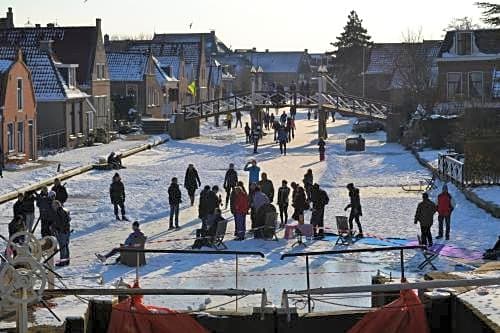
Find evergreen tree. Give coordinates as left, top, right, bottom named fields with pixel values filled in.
left=476, top=2, right=500, bottom=26
left=331, top=11, right=372, bottom=96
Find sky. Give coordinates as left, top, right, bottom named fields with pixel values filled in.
left=1, top=0, right=486, bottom=52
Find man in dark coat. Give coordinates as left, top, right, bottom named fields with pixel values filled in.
left=50, top=200, right=71, bottom=266
left=244, top=122, right=251, bottom=144
left=259, top=173, right=274, bottom=202
left=13, top=193, right=25, bottom=220
left=344, top=183, right=363, bottom=237
left=252, top=125, right=261, bottom=154
left=223, top=163, right=238, bottom=209
left=184, top=164, right=201, bottom=206
left=198, top=185, right=211, bottom=224
left=51, top=178, right=68, bottom=205
left=168, top=177, right=182, bottom=229
left=110, top=173, right=128, bottom=221
left=310, top=184, right=329, bottom=238
left=277, top=180, right=290, bottom=226
left=414, top=192, right=437, bottom=246
left=22, top=191, right=36, bottom=233
left=36, top=187, right=53, bottom=237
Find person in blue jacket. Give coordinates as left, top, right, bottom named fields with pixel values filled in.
left=244, top=160, right=261, bottom=189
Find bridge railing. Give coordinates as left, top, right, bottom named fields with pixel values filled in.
left=438, top=153, right=464, bottom=186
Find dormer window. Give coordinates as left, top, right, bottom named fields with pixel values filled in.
left=456, top=32, right=473, bottom=56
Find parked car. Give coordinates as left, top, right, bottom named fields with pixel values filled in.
left=352, top=119, right=384, bottom=133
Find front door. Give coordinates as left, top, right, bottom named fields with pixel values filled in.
left=28, top=120, right=34, bottom=160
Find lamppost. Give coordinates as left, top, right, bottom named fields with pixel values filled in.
left=317, top=65, right=328, bottom=139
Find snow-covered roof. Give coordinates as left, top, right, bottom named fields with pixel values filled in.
left=152, top=57, right=177, bottom=86
left=440, top=29, right=500, bottom=57
left=155, top=56, right=181, bottom=78
left=106, top=52, right=148, bottom=82
left=0, top=46, right=75, bottom=101
left=244, top=52, right=307, bottom=73
left=152, top=32, right=231, bottom=55
left=0, top=58, right=12, bottom=73
left=366, top=44, right=403, bottom=75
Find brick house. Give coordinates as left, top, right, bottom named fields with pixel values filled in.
left=0, top=11, right=112, bottom=135
left=106, top=51, right=177, bottom=118
left=0, top=45, right=93, bottom=151
left=0, top=50, right=37, bottom=163
left=435, top=29, right=500, bottom=114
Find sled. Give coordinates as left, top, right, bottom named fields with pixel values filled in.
left=401, top=175, right=436, bottom=192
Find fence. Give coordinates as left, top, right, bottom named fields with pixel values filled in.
left=438, top=153, right=464, bottom=185
left=37, top=129, right=66, bottom=152
left=280, top=245, right=425, bottom=312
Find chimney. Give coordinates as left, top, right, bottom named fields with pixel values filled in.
left=265, top=49, right=269, bottom=53
left=304, top=48, right=308, bottom=53
left=252, top=47, right=256, bottom=52
left=39, top=40, right=54, bottom=54
left=104, top=34, right=110, bottom=45
left=96, top=18, right=101, bottom=31
left=35, top=24, right=40, bottom=28
left=47, top=23, right=55, bottom=28
left=6, top=7, right=14, bottom=28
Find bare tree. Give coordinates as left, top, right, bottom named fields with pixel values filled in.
left=444, top=16, right=482, bottom=32
left=393, top=29, right=439, bottom=110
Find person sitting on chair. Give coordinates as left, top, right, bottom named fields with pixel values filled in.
left=107, top=152, right=125, bottom=170
left=95, top=221, right=144, bottom=263
left=192, top=208, right=224, bottom=249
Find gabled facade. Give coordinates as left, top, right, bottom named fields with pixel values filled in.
left=436, top=29, right=500, bottom=112
left=0, top=51, right=37, bottom=163
left=107, top=51, right=178, bottom=118
left=239, top=49, right=312, bottom=88
left=0, top=13, right=112, bottom=133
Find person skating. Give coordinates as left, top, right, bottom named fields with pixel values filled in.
left=318, top=138, right=326, bottom=161
left=168, top=177, right=182, bottom=230
left=414, top=193, right=437, bottom=247
left=50, top=200, right=71, bottom=266
left=233, top=186, right=249, bottom=240
left=303, top=169, right=314, bottom=202
left=184, top=164, right=201, bottom=206
left=251, top=125, right=261, bottom=153
left=223, top=163, right=238, bottom=209
left=36, top=187, right=53, bottom=237
left=310, top=184, right=329, bottom=238
left=436, top=184, right=455, bottom=240
left=292, top=186, right=308, bottom=223
left=235, top=110, right=243, bottom=128
left=344, top=183, right=363, bottom=237
left=278, top=125, right=288, bottom=155
left=51, top=178, right=68, bottom=206
left=110, top=173, right=128, bottom=221
left=258, top=172, right=274, bottom=203
left=244, top=160, right=261, bottom=189
left=244, top=122, right=251, bottom=144
left=277, top=180, right=290, bottom=227
left=96, top=221, right=145, bottom=263
left=226, top=112, right=233, bottom=130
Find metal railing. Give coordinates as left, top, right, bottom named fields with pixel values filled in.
left=280, top=245, right=425, bottom=312
left=438, top=153, right=464, bottom=185
left=37, top=129, right=67, bottom=152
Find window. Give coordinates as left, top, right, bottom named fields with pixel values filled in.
left=70, top=103, right=76, bottom=135
left=7, top=123, right=14, bottom=152
left=78, top=102, right=84, bottom=133
left=17, top=122, right=24, bottom=153
left=457, top=32, right=472, bottom=56
left=17, top=78, right=23, bottom=110
left=68, top=68, right=77, bottom=88
left=87, top=111, right=94, bottom=131
left=468, top=72, right=484, bottom=99
left=96, top=63, right=105, bottom=80
left=126, top=85, right=138, bottom=106
left=447, top=72, right=462, bottom=100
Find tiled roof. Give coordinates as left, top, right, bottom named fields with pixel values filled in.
left=152, top=57, right=176, bottom=85
left=0, top=58, right=12, bottom=73
left=106, top=52, right=148, bottom=81
left=493, top=69, right=500, bottom=98
left=244, top=52, right=306, bottom=73
left=365, top=44, right=403, bottom=75
left=155, top=55, right=181, bottom=78
left=152, top=32, right=231, bottom=55
left=0, top=46, right=66, bottom=101
left=0, top=27, right=98, bottom=85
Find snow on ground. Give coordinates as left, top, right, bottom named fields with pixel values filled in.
left=417, top=149, right=448, bottom=169
left=0, top=136, right=159, bottom=196
left=0, top=110, right=499, bottom=327
left=472, top=186, right=500, bottom=206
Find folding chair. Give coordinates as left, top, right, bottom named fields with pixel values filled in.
left=264, top=212, right=279, bottom=241
left=417, top=240, right=442, bottom=270
left=292, top=224, right=314, bottom=247
left=335, top=216, right=351, bottom=246
left=119, top=235, right=147, bottom=267
left=212, top=220, right=228, bottom=250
